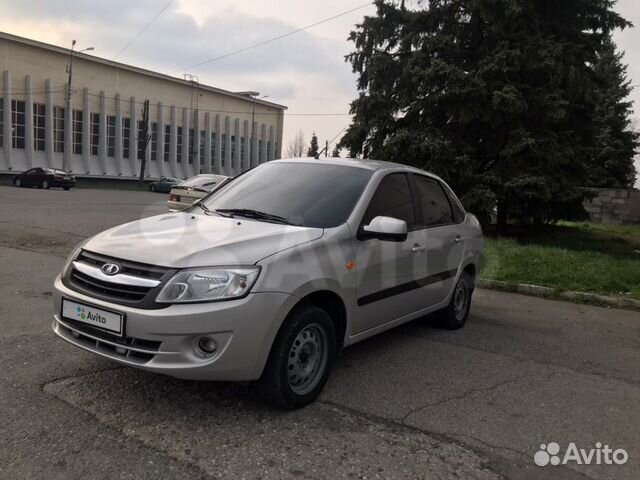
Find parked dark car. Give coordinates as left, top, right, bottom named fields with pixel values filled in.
left=13, top=168, right=76, bottom=190
left=149, top=177, right=181, bottom=193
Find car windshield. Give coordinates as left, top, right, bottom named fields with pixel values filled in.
left=45, top=169, right=68, bottom=175
left=180, top=175, right=226, bottom=190
left=200, top=162, right=373, bottom=228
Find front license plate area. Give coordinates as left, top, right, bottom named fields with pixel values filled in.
left=61, top=298, right=124, bottom=336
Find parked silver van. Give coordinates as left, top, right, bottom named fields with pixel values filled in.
left=52, top=158, right=483, bottom=408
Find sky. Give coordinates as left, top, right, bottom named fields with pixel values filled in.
left=0, top=0, right=638, bottom=184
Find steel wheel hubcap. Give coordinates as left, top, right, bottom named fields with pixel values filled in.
left=287, top=323, right=328, bottom=395
left=453, top=281, right=467, bottom=321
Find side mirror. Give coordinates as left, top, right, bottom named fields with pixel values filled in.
left=359, top=216, right=408, bottom=242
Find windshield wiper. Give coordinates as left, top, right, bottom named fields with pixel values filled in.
left=214, top=208, right=298, bottom=225
left=196, top=202, right=233, bottom=217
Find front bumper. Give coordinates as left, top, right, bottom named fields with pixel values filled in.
left=52, top=275, right=297, bottom=381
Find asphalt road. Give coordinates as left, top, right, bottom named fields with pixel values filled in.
left=0, top=185, right=638, bottom=480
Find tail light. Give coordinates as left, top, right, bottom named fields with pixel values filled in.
left=169, top=194, right=179, bottom=201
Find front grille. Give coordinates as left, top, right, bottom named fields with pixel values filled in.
left=57, top=318, right=161, bottom=364
left=64, top=250, right=176, bottom=309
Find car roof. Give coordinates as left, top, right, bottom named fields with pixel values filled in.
left=270, top=157, right=440, bottom=178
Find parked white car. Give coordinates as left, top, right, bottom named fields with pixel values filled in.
left=52, top=158, right=483, bottom=408
left=168, top=174, right=230, bottom=211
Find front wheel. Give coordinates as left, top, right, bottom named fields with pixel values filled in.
left=150, top=184, right=156, bottom=192
left=438, top=272, right=474, bottom=330
left=63, top=187, right=71, bottom=191
left=258, top=305, right=336, bottom=409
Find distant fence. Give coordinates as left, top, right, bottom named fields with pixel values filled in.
left=583, top=188, right=640, bottom=225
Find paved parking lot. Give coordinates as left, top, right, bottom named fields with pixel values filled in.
left=1, top=185, right=638, bottom=479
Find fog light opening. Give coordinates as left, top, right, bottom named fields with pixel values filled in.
left=195, top=336, right=218, bottom=357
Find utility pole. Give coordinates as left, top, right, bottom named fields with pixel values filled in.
left=138, top=99, right=151, bottom=186
left=64, top=40, right=93, bottom=171
left=325, top=140, right=328, bottom=157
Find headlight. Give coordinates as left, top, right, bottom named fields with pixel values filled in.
left=156, top=267, right=260, bottom=303
left=62, top=239, right=89, bottom=276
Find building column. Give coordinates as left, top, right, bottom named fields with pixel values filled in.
left=169, top=105, right=177, bottom=177
left=129, top=97, right=137, bottom=176
left=45, top=78, right=54, bottom=168
left=224, top=116, right=232, bottom=176
left=203, top=112, right=211, bottom=174
left=156, top=102, right=164, bottom=177
left=251, top=121, right=258, bottom=167
left=242, top=120, right=250, bottom=172
left=63, top=83, right=72, bottom=171
left=193, top=109, right=200, bottom=175
left=82, top=88, right=90, bottom=173
left=2, top=71, right=10, bottom=170
left=182, top=107, right=190, bottom=178
left=233, top=118, right=241, bottom=176
left=115, top=94, right=123, bottom=175
left=98, top=91, right=107, bottom=174
left=213, top=114, right=221, bottom=174
left=24, top=75, right=34, bottom=169
left=260, top=123, right=267, bottom=164
left=269, top=125, right=275, bottom=162
left=144, top=116, right=152, bottom=180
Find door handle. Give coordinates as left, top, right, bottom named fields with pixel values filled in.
left=411, top=244, right=426, bottom=253
left=454, top=235, right=463, bottom=243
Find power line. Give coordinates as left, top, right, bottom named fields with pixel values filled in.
left=78, top=0, right=174, bottom=90
left=113, top=0, right=174, bottom=60
left=167, top=1, right=373, bottom=74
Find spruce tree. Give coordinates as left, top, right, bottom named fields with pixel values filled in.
left=340, top=0, right=631, bottom=230
left=588, top=36, right=638, bottom=188
left=307, top=132, right=319, bottom=158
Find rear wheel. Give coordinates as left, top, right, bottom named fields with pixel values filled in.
left=63, top=187, right=71, bottom=191
left=438, top=271, right=474, bottom=330
left=41, top=180, right=50, bottom=189
left=15, top=178, right=22, bottom=187
left=258, top=305, right=335, bottom=409
left=150, top=184, right=156, bottom=192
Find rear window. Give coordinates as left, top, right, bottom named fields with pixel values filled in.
left=180, top=175, right=227, bottom=189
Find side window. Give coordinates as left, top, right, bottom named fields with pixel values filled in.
left=443, top=185, right=465, bottom=223
left=28, top=168, right=40, bottom=175
left=413, top=176, right=453, bottom=227
left=362, top=173, right=416, bottom=228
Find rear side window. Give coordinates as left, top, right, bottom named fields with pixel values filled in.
left=413, top=175, right=453, bottom=226
left=443, top=185, right=465, bottom=223
left=362, top=173, right=416, bottom=228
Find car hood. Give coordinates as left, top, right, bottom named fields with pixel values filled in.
left=83, top=212, right=324, bottom=268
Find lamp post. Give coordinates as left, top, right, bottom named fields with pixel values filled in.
left=64, top=40, right=94, bottom=171
left=250, top=94, right=268, bottom=166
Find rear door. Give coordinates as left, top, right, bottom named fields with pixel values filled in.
left=352, top=173, right=427, bottom=334
left=25, top=168, right=42, bottom=186
left=411, top=174, right=465, bottom=306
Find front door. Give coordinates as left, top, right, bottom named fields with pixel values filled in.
left=352, top=173, right=427, bottom=335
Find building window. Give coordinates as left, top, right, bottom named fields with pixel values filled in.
left=106, top=115, right=116, bottom=157
left=240, top=137, right=245, bottom=162
left=90, top=112, right=100, bottom=156
left=0, top=98, right=3, bottom=147
left=258, top=140, right=263, bottom=162
left=188, top=128, right=194, bottom=164
left=266, top=140, right=272, bottom=161
left=53, top=106, right=65, bottom=153
left=231, top=135, right=236, bottom=162
left=199, top=130, right=205, bottom=165
left=72, top=110, right=83, bottom=155
left=122, top=118, right=130, bottom=159
left=151, top=122, right=158, bottom=161
left=176, top=126, right=183, bottom=163
left=221, top=134, right=226, bottom=167
left=33, top=103, right=46, bottom=151
left=210, top=132, right=216, bottom=165
left=164, top=125, right=170, bottom=162
left=12, top=100, right=26, bottom=149
left=137, top=120, right=146, bottom=160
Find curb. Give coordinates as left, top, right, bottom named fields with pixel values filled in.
left=478, top=279, right=640, bottom=312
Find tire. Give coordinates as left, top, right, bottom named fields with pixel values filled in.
left=15, top=179, right=21, bottom=187
left=41, top=180, right=50, bottom=189
left=63, top=187, right=71, bottom=191
left=438, top=271, right=474, bottom=330
left=150, top=184, right=156, bottom=192
left=258, top=304, right=336, bottom=409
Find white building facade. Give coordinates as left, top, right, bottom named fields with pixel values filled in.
left=0, top=32, right=286, bottom=179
